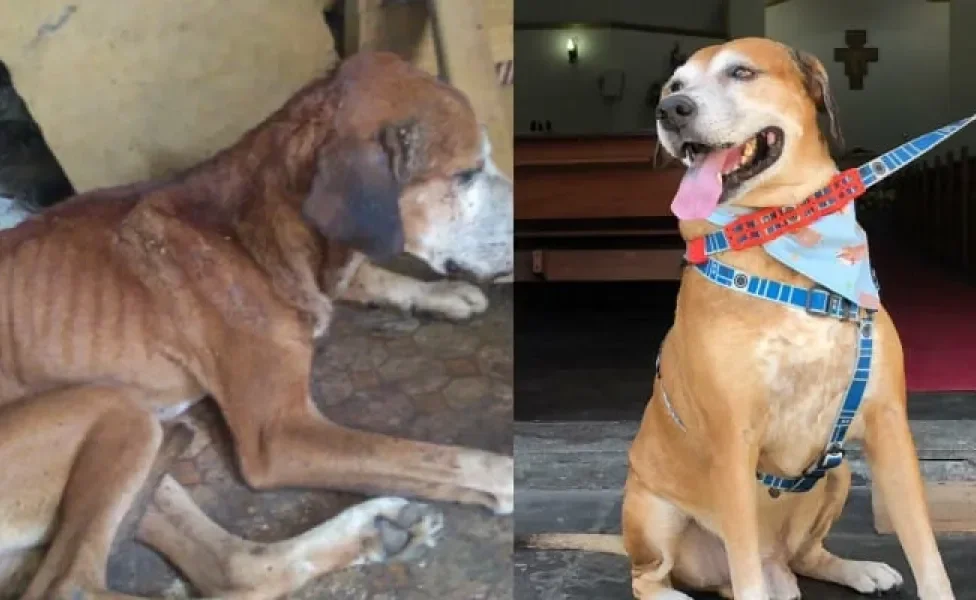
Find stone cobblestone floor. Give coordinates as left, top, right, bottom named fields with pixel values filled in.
left=106, top=285, right=513, bottom=599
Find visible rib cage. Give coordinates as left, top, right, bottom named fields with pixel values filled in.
left=0, top=209, right=172, bottom=404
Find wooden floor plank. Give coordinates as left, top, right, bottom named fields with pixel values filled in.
left=873, top=483, right=976, bottom=534
left=517, top=419, right=976, bottom=533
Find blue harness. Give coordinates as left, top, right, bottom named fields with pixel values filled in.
left=691, top=259, right=875, bottom=494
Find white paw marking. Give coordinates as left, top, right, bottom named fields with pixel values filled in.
left=458, top=453, right=513, bottom=515
left=840, top=560, right=903, bottom=594
left=342, top=498, right=444, bottom=565
left=418, top=281, right=489, bottom=320
left=763, top=561, right=800, bottom=600
left=492, top=455, right=514, bottom=516
left=652, top=589, right=695, bottom=600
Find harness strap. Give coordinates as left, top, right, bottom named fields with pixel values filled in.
left=692, top=259, right=865, bottom=322
left=691, top=258, right=875, bottom=494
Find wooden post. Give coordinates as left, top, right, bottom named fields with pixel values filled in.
left=925, top=156, right=943, bottom=261
left=920, top=162, right=938, bottom=258
left=344, top=0, right=428, bottom=61
left=893, top=166, right=909, bottom=243
left=426, top=0, right=514, bottom=178
left=343, top=0, right=512, bottom=179
left=961, top=147, right=970, bottom=272
left=968, top=153, right=976, bottom=278
left=945, top=151, right=956, bottom=266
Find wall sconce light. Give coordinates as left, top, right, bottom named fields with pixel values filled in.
left=567, top=37, right=579, bottom=64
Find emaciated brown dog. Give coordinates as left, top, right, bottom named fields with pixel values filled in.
left=524, top=38, right=954, bottom=600
left=0, top=52, right=513, bottom=599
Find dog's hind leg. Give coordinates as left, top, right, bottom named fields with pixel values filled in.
left=0, top=385, right=163, bottom=600
left=136, top=474, right=442, bottom=599
left=622, top=478, right=697, bottom=600
left=339, top=256, right=488, bottom=320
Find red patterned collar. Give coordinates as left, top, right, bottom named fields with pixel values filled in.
left=685, top=168, right=866, bottom=264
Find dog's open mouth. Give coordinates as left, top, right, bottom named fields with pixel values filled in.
left=671, top=126, right=784, bottom=220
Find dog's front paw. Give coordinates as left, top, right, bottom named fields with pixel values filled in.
left=654, top=591, right=696, bottom=600
left=489, top=455, right=514, bottom=515
left=763, top=561, right=801, bottom=600
left=415, top=281, right=489, bottom=320
left=840, top=560, right=903, bottom=595
left=359, top=498, right=444, bottom=564
left=457, top=451, right=513, bottom=515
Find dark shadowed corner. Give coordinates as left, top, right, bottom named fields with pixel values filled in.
left=0, top=59, right=75, bottom=211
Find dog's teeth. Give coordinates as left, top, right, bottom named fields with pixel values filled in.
left=742, top=139, right=757, bottom=160
left=766, top=131, right=777, bottom=145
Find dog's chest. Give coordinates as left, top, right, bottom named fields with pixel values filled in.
left=753, top=314, right=865, bottom=472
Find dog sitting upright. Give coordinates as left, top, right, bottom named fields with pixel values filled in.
left=526, top=38, right=954, bottom=600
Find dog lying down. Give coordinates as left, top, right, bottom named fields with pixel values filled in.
left=523, top=38, right=955, bottom=600
left=0, top=52, right=513, bottom=599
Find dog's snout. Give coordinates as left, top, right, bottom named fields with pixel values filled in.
left=656, top=94, right=697, bottom=131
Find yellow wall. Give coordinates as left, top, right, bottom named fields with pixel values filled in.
left=0, top=0, right=337, bottom=192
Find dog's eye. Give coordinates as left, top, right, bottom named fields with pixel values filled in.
left=668, top=80, right=684, bottom=93
left=728, top=66, right=758, bottom=81
left=455, top=168, right=480, bottom=186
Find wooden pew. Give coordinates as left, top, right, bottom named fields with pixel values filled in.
left=514, top=134, right=686, bottom=282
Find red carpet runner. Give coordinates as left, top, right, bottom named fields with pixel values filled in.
left=872, top=244, right=976, bottom=392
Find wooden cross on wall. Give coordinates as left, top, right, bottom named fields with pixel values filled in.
left=834, top=30, right=878, bottom=90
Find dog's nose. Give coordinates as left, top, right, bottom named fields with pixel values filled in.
left=656, top=94, right=697, bottom=131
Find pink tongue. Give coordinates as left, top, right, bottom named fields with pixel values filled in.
left=671, top=147, right=741, bottom=220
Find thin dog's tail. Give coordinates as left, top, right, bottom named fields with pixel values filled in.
left=517, top=533, right=627, bottom=555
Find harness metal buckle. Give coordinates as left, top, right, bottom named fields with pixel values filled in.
left=805, top=286, right=851, bottom=320
left=812, top=443, right=846, bottom=472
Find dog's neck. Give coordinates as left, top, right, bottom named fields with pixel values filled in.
left=154, top=77, right=359, bottom=310
left=179, top=80, right=339, bottom=220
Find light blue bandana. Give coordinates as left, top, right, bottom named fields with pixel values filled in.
left=707, top=202, right=879, bottom=308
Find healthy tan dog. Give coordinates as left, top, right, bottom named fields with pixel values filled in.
left=0, top=52, right=513, bottom=599
left=524, top=38, right=954, bottom=600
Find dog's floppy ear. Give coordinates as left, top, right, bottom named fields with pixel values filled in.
left=302, top=121, right=424, bottom=260
left=791, top=49, right=844, bottom=149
